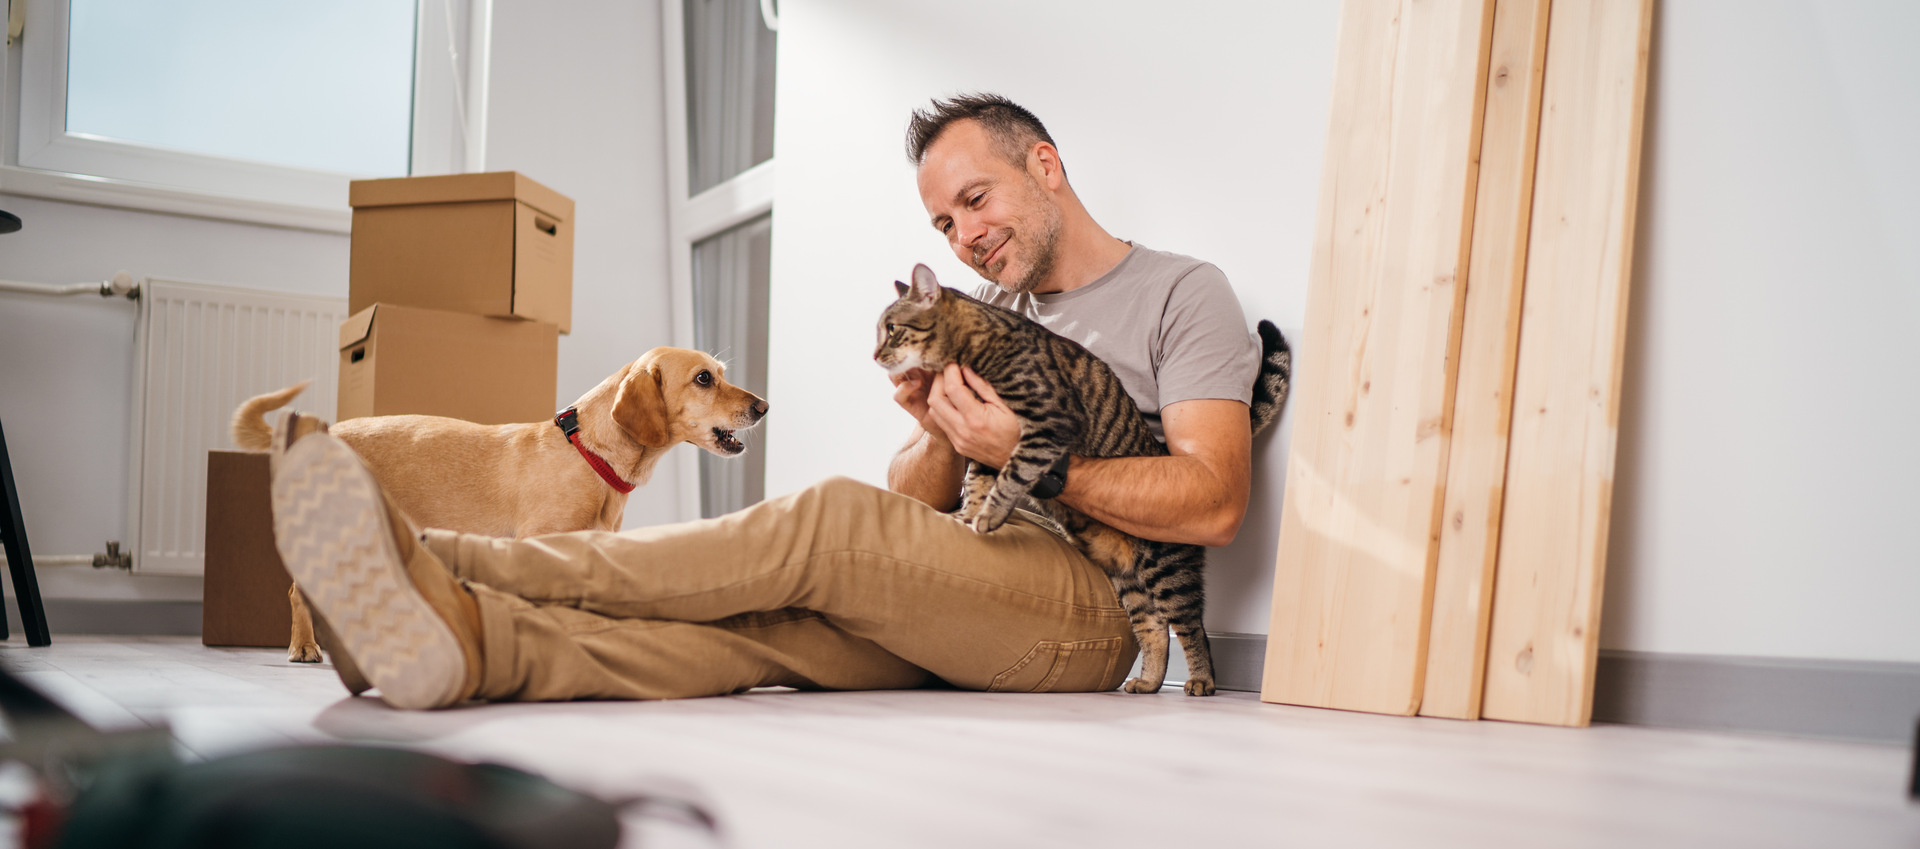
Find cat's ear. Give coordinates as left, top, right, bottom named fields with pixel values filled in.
left=894, top=281, right=909, bottom=298
left=908, top=264, right=942, bottom=307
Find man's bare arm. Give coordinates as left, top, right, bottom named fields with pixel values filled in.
left=886, top=369, right=968, bottom=510
left=1055, top=399, right=1252, bottom=547
left=923, top=366, right=1253, bottom=547
left=888, top=425, right=967, bottom=511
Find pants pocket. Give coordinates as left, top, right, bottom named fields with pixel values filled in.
left=988, top=636, right=1125, bottom=693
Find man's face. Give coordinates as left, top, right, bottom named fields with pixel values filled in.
left=916, top=120, right=1063, bottom=294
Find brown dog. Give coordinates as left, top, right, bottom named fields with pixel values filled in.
left=232, top=347, right=768, bottom=663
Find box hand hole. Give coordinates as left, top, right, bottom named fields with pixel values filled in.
left=535, top=216, right=558, bottom=236
left=350, top=347, right=366, bottom=363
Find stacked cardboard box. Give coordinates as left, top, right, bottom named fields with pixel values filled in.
left=203, top=451, right=292, bottom=648
left=341, top=171, right=574, bottom=423
left=205, top=172, right=574, bottom=647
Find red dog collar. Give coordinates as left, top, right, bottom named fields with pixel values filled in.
left=554, top=407, right=636, bottom=494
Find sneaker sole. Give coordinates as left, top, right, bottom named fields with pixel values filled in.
left=271, top=434, right=465, bottom=709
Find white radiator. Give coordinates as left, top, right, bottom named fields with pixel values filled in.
left=129, top=279, right=348, bottom=574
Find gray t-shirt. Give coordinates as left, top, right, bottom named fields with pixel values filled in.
left=973, top=243, right=1260, bottom=441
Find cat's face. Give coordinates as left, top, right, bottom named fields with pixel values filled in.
left=874, top=264, right=950, bottom=377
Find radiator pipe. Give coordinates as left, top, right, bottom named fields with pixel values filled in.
left=24, top=543, right=131, bottom=570
left=0, top=271, right=140, bottom=300
left=32, top=556, right=93, bottom=567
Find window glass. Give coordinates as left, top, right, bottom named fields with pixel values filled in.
left=66, top=0, right=417, bottom=177
left=691, top=213, right=772, bottom=518
left=684, top=0, right=776, bottom=195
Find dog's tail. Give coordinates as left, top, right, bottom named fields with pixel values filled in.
left=1249, top=320, right=1292, bottom=437
left=231, top=381, right=311, bottom=451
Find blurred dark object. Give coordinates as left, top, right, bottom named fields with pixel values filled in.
left=55, top=745, right=622, bottom=849
left=0, top=418, right=53, bottom=646
left=0, top=210, right=19, bottom=234
left=0, top=663, right=719, bottom=849
left=1909, top=715, right=1918, bottom=802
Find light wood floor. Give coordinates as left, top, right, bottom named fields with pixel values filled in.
left=3, top=636, right=1915, bottom=848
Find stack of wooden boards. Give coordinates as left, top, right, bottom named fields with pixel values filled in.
left=1260, top=0, right=1652, bottom=726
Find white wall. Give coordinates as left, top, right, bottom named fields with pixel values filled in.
left=766, top=1, right=1339, bottom=636
left=6, top=0, right=1914, bottom=665
left=1600, top=0, right=1920, bottom=663
left=768, top=1, right=1920, bottom=663
left=482, top=0, right=682, bottom=529
left=0, top=195, right=347, bottom=601
left=0, top=0, right=679, bottom=603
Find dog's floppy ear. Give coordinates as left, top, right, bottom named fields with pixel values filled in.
left=908, top=264, right=941, bottom=308
left=613, top=365, right=671, bottom=448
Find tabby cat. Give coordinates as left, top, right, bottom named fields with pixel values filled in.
left=874, top=264, right=1291, bottom=696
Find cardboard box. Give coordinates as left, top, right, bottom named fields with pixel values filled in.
left=349, top=171, right=575, bottom=333
left=338, top=303, right=558, bottom=424
left=203, top=451, right=292, bottom=648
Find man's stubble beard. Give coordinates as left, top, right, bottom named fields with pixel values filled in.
left=983, top=179, right=1065, bottom=296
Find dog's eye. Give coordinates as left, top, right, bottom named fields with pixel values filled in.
left=695, top=370, right=713, bottom=387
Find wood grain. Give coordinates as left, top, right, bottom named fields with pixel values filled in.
left=1262, top=0, right=1494, bottom=716
left=1480, top=0, right=1654, bottom=727
left=1418, top=0, right=1553, bottom=721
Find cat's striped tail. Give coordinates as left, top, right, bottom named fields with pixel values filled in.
left=1249, top=320, right=1292, bottom=437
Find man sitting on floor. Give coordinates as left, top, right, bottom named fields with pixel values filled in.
left=272, top=93, right=1262, bottom=708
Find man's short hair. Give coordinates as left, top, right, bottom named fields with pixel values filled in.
left=905, top=93, right=1058, bottom=171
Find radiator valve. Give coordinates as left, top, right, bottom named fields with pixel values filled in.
left=101, top=271, right=140, bottom=300
left=91, top=542, right=131, bottom=570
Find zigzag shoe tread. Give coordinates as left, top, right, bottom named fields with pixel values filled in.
left=271, top=435, right=465, bottom=709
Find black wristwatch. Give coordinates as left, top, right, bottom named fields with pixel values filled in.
left=1030, top=454, right=1072, bottom=500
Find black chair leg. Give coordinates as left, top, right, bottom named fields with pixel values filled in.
left=1910, top=715, right=1918, bottom=802
left=0, top=419, right=52, bottom=647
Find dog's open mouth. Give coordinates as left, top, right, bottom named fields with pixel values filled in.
left=712, top=427, right=745, bottom=455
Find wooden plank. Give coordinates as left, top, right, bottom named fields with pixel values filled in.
left=1261, top=0, right=1494, bottom=716
left=1480, top=0, right=1654, bottom=727
left=1418, top=0, right=1553, bottom=721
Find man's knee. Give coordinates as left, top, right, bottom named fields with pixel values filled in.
left=802, top=475, right=881, bottom=506
left=792, top=475, right=923, bottom=535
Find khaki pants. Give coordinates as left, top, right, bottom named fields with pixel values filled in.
left=419, top=476, right=1139, bottom=702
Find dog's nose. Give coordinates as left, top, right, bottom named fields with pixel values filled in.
left=752, top=399, right=769, bottom=420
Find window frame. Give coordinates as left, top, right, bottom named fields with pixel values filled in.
left=0, top=0, right=492, bottom=233
left=661, top=0, right=776, bottom=520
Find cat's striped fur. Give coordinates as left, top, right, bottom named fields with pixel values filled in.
left=875, top=264, right=1291, bottom=695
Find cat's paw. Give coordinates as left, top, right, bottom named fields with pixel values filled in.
left=1122, top=677, right=1163, bottom=694
left=970, top=502, right=1013, bottom=534
left=288, top=640, right=322, bottom=663
left=1183, top=677, right=1216, bottom=697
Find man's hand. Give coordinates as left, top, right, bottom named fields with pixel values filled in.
left=892, top=366, right=1254, bottom=545
left=890, top=367, right=944, bottom=440
left=924, top=364, right=1020, bottom=469
left=887, top=366, right=976, bottom=510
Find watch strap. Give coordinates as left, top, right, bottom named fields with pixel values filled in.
left=1030, top=453, right=1072, bottom=500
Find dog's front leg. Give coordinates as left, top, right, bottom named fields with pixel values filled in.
left=287, top=585, right=322, bottom=663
